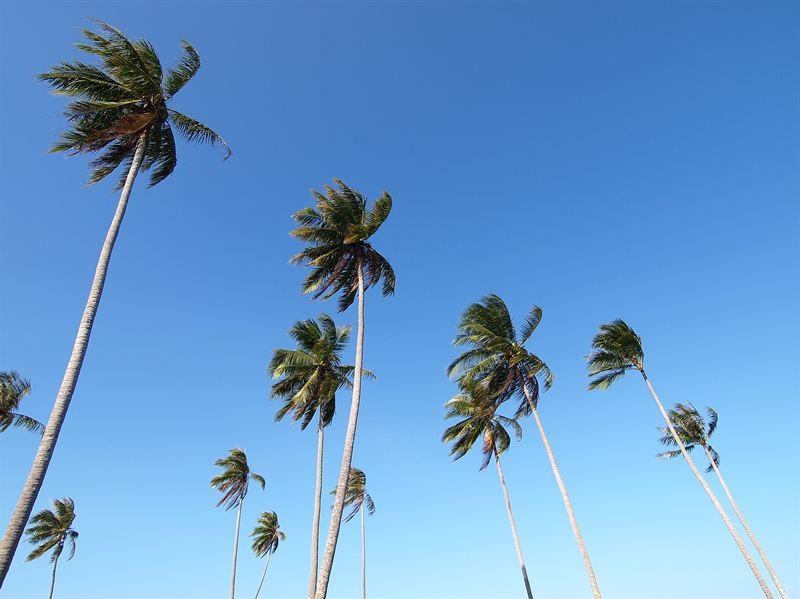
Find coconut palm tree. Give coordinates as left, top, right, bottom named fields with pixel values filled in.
left=24, top=498, right=78, bottom=599
left=442, top=383, right=533, bottom=599
left=212, top=449, right=265, bottom=599
left=448, top=294, right=601, bottom=598
left=657, top=403, right=786, bottom=598
left=251, top=511, right=285, bottom=599
left=330, top=467, right=375, bottom=599
left=0, top=372, right=43, bottom=435
left=268, top=314, right=364, bottom=599
left=290, top=179, right=394, bottom=599
left=588, top=320, right=773, bottom=597
left=0, top=21, right=230, bottom=584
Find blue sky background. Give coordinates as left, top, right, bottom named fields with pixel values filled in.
left=1, top=2, right=797, bottom=598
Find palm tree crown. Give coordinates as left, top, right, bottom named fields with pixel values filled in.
left=658, top=403, right=720, bottom=472
left=0, top=372, right=43, bottom=434
left=25, top=498, right=78, bottom=562
left=587, top=319, right=645, bottom=390
left=210, top=449, right=265, bottom=510
left=39, top=19, right=230, bottom=188
left=251, top=512, right=286, bottom=558
left=290, top=179, right=395, bottom=311
left=333, top=468, right=375, bottom=523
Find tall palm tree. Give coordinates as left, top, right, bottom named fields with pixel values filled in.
left=290, top=179, right=394, bottom=599
left=212, top=449, right=265, bottom=599
left=268, top=314, right=364, bottom=599
left=442, top=383, right=533, bottom=599
left=657, top=403, right=787, bottom=599
left=0, top=20, right=230, bottom=584
left=251, top=511, right=285, bottom=599
left=0, top=372, right=43, bottom=435
left=448, top=294, right=602, bottom=598
left=331, top=467, right=375, bottom=599
left=587, top=320, right=773, bottom=597
left=24, top=498, right=78, bottom=599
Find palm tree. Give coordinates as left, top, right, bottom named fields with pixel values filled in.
left=212, top=449, right=265, bottom=599
left=251, top=511, right=285, bottom=599
left=24, top=498, right=78, bottom=599
left=448, top=294, right=602, bottom=598
left=290, top=179, right=394, bottom=599
left=0, top=372, right=43, bottom=435
left=588, top=320, right=773, bottom=597
left=0, top=20, right=229, bottom=584
left=442, top=383, right=533, bottom=599
left=268, top=314, right=363, bottom=599
left=331, top=467, right=375, bottom=599
left=657, top=403, right=787, bottom=599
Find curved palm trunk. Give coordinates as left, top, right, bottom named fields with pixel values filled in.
left=361, top=508, right=366, bottom=599
left=231, top=498, right=244, bottom=599
left=308, top=419, right=324, bottom=599
left=704, top=447, right=786, bottom=599
left=48, top=552, right=60, bottom=599
left=640, top=370, right=773, bottom=598
left=254, top=551, right=273, bottom=599
left=521, top=385, right=602, bottom=599
left=315, top=265, right=365, bottom=599
left=0, top=133, right=147, bottom=586
left=494, top=453, right=534, bottom=599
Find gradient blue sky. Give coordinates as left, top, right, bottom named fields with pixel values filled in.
left=1, top=2, right=797, bottom=598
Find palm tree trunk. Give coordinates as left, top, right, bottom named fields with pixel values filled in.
left=704, top=446, right=786, bottom=598
left=521, top=384, right=602, bottom=599
left=48, top=553, right=59, bottom=599
left=361, top=507, right=366, bottom=599
left=494, top=452, right=534, bottom=599
left=640, top=370, right=773, bottom=598
left=315, top=264, right=365, bottom=599
left=308, top=418, right=325, bottom=599
left=0, top=132, right=148, bottom=587
left=254, top=551, right=272, bottom=599
left=231, top=498, right=244, bottom=599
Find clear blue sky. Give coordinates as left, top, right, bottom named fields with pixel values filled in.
left=1, top=2, right=797, bottom=598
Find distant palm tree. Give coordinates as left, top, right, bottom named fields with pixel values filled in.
left=657, top=403, right=787, bottom=599
left=291, top=179, right=394, bottom=599
left=442, top=383, right=533, bottom=599
left=0, top=372, right=43, bottom=435
left=269, top=314, right=364, bottom=599
left=251, top=511, right=286, bottom=599
left=331, top=468, right=375, bottom=599
left=448, top=295, right=601, bottom=598
left=0, top=21, right=230, bottom=584
left=588, top=320, right=773, bottom=597
left=212, top=449, right=265, bottom=599
left=24, top=498, right=78, bottom=599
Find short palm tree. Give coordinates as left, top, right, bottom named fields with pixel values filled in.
left=25, top=498, right=78, bottom=599
left=0, top=372, right=43, bottom=435
left=291, top=179, right=394, bottom=599
left=331, top=468, right=375, bottom=599
left=0, top=21, right=229, bottom=584
left=588, top=320, right=773, bottom=597
left=251, top=511, right=285, bottom=599
left=442, top=384, right=533, bottom=599
left=211, top=449, right=265, bottom=599
left=658, top=403, right=786, bottom=598
left=448, top=294, right=601, bottom=598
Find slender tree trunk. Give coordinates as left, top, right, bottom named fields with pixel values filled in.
left=494, top=452, right=534, bottom=599
left=704, top=446, right=786, bottom=599
left=308, top=418, right=324, bottom=599
left=640, top=370, right=773, bottom=598
left=0, top=133, right=148, bottom=587
left=315, top=264, right=365, bottom=599
left=521, top=384, right=602, bottom=599
left=361, top=507, right=366, bottom=599
left=254, top=551, right=272, bottom=599
left=48, top=552, right=60, bottom=599
left=231, top=498, right=244, bottom=599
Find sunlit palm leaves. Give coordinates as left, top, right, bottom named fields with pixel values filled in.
left=332, top=468, right=375, bottom=523
left=587, top=319, right=644, bottom=390
left=210, top=449, right=265, bottom=510
left=25, top=498, right=78, bottom=563
left=0, top=372, right=43, bottom=434
left=251, top=512, right=286, bottom=558
left=658, top=403, right=720, bottom=472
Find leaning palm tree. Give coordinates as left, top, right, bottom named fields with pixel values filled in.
left=448, top=295, right=601, bottom=598
left=268, top=314, right=363, bottom=599
left=24, top=498, right=78, bottom=599
left=442, top=384, right=533, bottom=599
left=0, top=20, right=229, bottom=584
left=0, top=372, right=43, bottom=435
left=212, top=449, right=265, bottom=599
left=331, top=467, right=375, bottom=599
left=588, top=320, right=773, bottom=597
left=290, top=179, right=394, bottom=599
left=657, top=403, right=787, bottom=599
left=251, top=511, right=286, bottom=599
